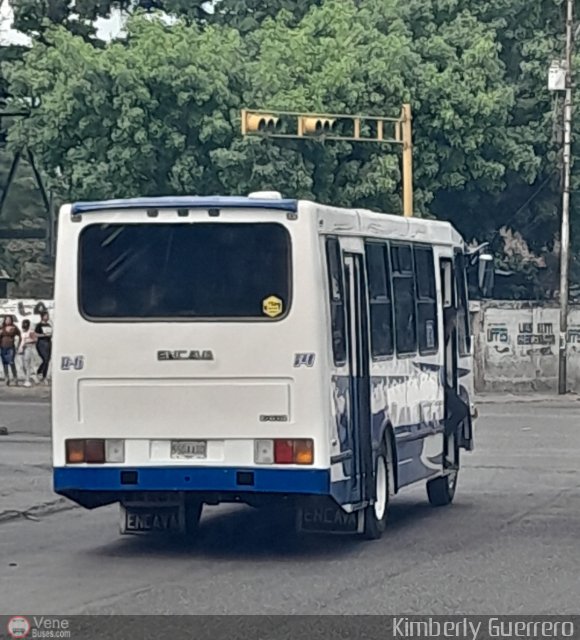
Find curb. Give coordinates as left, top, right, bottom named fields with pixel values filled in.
left=0, top=497, right=78, bottom=525
left=0, top=391, right=50, bottom=403
left=476, top=396, right=580, bottom=405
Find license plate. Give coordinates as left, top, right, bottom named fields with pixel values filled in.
left=123, top=506, right=182, bottom=533
left=170, top=440, right=206, bottom=459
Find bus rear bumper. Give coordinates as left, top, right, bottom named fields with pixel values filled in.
left=54, top=465, right=331, bottom=507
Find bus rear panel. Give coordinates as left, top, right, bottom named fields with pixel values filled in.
left=52, top=197, right=332, bottom=527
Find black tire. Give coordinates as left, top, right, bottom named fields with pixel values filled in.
left=426, top=473, right=457, bottom=506
left=427, top=430, right=459, bottom=507
left=183, top=500, right=203, bottom=536
left=363, top=441, right=389, bottom=540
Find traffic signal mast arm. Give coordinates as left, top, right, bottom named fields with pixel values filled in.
left=240, top=105, right=413, bottom=217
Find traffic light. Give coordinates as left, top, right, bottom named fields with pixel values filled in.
left=299, top=117, right=336, bottom=135
left=242, top=111, right=281, bottom=135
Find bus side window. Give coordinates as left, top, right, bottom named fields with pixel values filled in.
left=391, top=244, right=417, bottom=355
left=414, top=245, right=438, bottom=355
left=365, top=241, right=393, bottom=358
left=325, top=237, right=347, bottom=365
left=455, top=253, right=470, bottom=355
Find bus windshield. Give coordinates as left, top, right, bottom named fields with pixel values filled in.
left=78, top=222, right=291, bottom=320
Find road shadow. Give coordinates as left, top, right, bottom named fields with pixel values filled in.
left=88, top=494, right=448, bottom=562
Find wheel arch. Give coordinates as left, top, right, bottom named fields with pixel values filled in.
left=380, top=421, right=399, bottom=495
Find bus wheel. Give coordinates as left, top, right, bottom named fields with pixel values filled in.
left=184, top=500, right=203, bottom=536
left=363, top=443, right=389, bottom=540
left=427, top=432, right=459, bottom=507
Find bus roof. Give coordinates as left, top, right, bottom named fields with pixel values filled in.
left=68, top=197, right=463, bottom=246
left=70, top=196, right=299, bottom=215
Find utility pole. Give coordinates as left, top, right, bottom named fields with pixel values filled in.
left=558, top=0, right=574, bottom=394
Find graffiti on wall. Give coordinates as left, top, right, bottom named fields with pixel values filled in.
left=486, top=323, right=510, bottom=354
left=516, top=322, right=555, bottom=355
left=568, top=325, right=580, bottom=352
left=486, top=320, right=556, bottom=356
left=0, top=299, right=54, bottom=325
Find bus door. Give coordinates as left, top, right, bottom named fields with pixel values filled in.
left=454, top=250, right=474, bottom=450
left=343, top=253, right=374, bottom=506
left=440, top=258, right=457, bottom=394
left=440, top=258, right=457, bottom=469
left=440, top=257, right=472, bottom=455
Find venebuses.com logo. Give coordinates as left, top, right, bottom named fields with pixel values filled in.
left=6, top=616, right=71, bottom=639
left=7, top=617, right=31, bottom=639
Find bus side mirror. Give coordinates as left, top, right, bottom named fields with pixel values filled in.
left=478, top=254, right=494, bottom=298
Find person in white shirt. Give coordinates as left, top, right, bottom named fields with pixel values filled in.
left=19, top=319, right=37, bottom=387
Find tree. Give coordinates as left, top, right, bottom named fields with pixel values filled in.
left=7, top=15, right=247, bottom=200
left=4, top=0, right=580, bottom=299
left=10, top=0, right=134, bottom=42
left=10, top=0, right=325, bottom=40
left=1, top=2, right=547, bottom=210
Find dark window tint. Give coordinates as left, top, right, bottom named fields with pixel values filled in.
left=391, top=244, right=413, bottom=273
left=326, top=238, right=347, bottom=365
left=365, top=241, right=393, bottom=358
left=455, top=253, right=470, bottom=355
left=414, top=246, right=438, bottom=354
left=79, top=223, right=291, bottom=320
left=392, top=243, right=417, bottom=354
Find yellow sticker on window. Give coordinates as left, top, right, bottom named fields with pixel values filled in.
left=262, top=295, right=283, bottom=318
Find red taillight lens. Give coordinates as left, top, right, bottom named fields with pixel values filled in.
left=273, top=439, right=314, bottom=464
left=85, top=439, right=105, bottom=463
left=274, top=439, right=294, bottom=464
left=66, top=439, right=85, bottom=464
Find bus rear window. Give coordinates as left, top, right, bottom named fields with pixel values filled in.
left=79, top=222, right=291, bottom=320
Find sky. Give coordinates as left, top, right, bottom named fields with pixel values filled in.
left=0, top=2, right=124, bottom=45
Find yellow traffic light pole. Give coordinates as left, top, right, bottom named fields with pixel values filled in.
left=401, top=104, right=413, bottom=220
left=241, top=105, right=414, bottom=217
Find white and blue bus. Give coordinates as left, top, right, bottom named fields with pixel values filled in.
left=52, top=193, right=489, bottom=539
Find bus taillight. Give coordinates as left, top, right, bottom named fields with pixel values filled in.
left=65, top=439, right=125, bottom=464
left=66, top=439, right=85, bottom=463
left=255, top=439, right=313, bottom=465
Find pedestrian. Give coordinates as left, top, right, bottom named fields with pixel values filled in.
left=35, top=311, right=53, bottom=385
left=0, top=315, right=21, bottom=385
left=19, top=319, right=36, bottom=387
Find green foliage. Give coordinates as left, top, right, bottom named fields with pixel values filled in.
left=10, top=0, right=134, bottom=41
left=7, top=16, right=246, bottom=201
left=2, top=0, right=579, bottom=297
left=10, top=0, right=324, bottom=38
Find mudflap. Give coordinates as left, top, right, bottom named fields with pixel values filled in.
left=297, top=497, right=363, bottom=535
left=120, top=492, right=186, bottom=535
left=460, top=412, right=474, bottom=452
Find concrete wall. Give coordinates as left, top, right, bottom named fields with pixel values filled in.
left=472, top=300, right=580, bottom=393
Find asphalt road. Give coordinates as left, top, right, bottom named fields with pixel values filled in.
left=1, top=397, right=580, bottom=615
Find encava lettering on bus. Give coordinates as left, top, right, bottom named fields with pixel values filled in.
left=157, top=350, right=214, bottom=361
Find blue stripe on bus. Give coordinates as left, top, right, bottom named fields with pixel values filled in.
left=70, top=196, right=299, bottom=215
left=54, top=466, right=330, bottom=495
